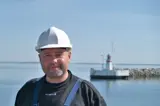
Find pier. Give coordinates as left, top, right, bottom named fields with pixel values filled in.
left=119, top=68, right=160, bottom=79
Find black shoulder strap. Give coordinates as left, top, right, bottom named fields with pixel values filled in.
left=64, top=78, right=82, bottom=106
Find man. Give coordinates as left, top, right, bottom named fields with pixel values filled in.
left=14, top=26, right=107, bottom=106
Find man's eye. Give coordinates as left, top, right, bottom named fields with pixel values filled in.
left=44, top=54, right=51, bottom=57
left=55, top=54, right=61, bottom=57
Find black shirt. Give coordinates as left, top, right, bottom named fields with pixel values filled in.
left=15, top=70, right=107, bottom=106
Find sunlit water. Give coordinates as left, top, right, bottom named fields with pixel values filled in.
left=0, top=63, right=160, bottom=106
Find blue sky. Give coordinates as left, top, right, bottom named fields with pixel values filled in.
left=0, top=0, right=160, bottom=64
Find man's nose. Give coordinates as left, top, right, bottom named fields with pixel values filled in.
left=52, top=58, right=58, bottom=64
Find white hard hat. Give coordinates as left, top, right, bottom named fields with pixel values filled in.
left=35, top=26, right=72, bottom=52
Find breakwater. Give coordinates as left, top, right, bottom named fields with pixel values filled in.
left=116, top=68, right=160, bottom=79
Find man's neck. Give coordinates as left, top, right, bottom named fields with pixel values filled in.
left=46, top=71, right=69, bottom=83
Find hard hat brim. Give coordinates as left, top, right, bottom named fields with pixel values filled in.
left=35, top=44, right=72, bottom=52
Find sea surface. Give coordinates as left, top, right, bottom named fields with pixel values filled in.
left=0, top=62, right=160, bottom=106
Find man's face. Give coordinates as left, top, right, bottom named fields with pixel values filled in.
left=38, top=48, right=71, bottom=79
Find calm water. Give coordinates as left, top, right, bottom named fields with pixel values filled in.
left=0, top=63, right=160, bottom=106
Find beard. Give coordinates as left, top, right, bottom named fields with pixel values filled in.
left=43, top=63, right=66, bottom=79
left=46, top=69, right=64, bottom=78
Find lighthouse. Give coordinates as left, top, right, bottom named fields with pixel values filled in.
left=106, top=54, right=113, bottom=70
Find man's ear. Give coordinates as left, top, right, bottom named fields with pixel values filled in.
left=68, top=51, right=72, bottom=61
left=38, top=54, right=40, bottom=59
left=38, top=54, right=42, bottom=62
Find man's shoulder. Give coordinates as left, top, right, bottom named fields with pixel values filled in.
left=81, top=79, right=98, bottom=92
left=18, top=76, right=44, bottom=92
left=24, top=77, right=42, bottom=86
left=71, top=75, right=107, bottom=105
left=14, top=77, right=44, bottom=106
left=71, top=74, right=98, bottom=93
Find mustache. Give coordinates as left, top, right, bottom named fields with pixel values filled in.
left=48, top=63, right=63, bottom=69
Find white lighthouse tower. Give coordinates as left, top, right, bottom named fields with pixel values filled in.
left=106, top=54, right=113, bottom=70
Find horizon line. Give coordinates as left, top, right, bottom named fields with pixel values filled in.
left=0, top=61, right=160, bottom=65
